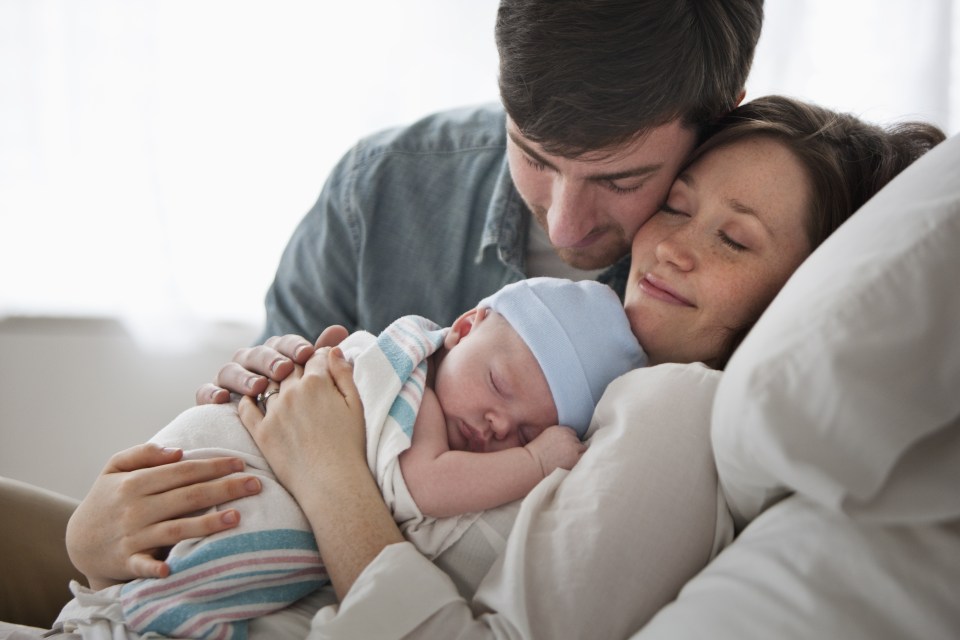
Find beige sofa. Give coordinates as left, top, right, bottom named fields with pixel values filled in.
left=0, top=477, right=82, bottom=628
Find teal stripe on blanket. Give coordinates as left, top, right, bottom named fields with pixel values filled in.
left=387, top=393, right=418, bottom=438
left=376, top=316, right=445, bottom=381
left=168, top=529, right=319, bottom=572
left=120, top=529, right=325, bottom=639
left=377, top=317, right=445, bottom=438
left=376, top=328, right=417, bottom=380
left=137, top=577, right=323, bottom=640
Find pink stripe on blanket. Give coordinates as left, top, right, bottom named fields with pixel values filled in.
left=385, top=318, right=439, bottom=361
left=125, top=557, right=323, bottom=628
left=177, top=567, right=328, bottom=637
left=128, top=551, right=319, bottom=599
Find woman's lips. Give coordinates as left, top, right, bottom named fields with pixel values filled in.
left=639, top=273, right=695, bottom=307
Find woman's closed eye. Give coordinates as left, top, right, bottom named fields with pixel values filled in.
left=718, top=230, right=748, bottom=251
left=659, top=203, right=689, bottom=217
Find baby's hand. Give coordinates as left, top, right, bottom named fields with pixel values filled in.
left=525, top=425, right=586, bottom=477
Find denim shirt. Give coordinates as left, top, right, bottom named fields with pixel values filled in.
left=260, top=104, right=628, bottom=342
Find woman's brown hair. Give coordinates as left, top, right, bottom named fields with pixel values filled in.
left=691, top=95, right=946, bottom=250
left=698, top=96, right=946, bottom=367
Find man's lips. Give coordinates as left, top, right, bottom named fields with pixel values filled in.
left=565, top=228, right=606, bottom=250
left=639, top=273, right=695, bottom=307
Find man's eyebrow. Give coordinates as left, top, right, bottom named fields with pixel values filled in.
left=508, top=130, right=664, bottom=181
left=508, top=130, right=559, bottom=171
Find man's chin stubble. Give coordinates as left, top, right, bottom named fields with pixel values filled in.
left=556, top=246, right=627, bottom=270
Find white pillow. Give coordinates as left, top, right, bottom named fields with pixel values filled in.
left=711, top=132, right=960, bottom=529
left=635, top=495, right=960, bottom=640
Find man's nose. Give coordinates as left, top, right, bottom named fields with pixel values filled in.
left=547, top=180, right=595, bottom=247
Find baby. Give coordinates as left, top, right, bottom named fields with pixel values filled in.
left=115, top=277, right=645, bottom=639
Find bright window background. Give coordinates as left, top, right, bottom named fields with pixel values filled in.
left=2, top=0, right=958, bottom=348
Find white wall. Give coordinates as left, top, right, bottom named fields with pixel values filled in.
left=2, top=1, right=957, bottom=501
left=0, top=317, right=258, bottom=500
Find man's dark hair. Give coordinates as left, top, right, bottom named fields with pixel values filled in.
left=495, top=0, right=764, bottom=157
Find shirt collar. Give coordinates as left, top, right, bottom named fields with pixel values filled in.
left=476, top=155, right=528, bottom=272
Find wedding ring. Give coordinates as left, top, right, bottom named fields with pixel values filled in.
left=257, top=389, right=280, bottom=412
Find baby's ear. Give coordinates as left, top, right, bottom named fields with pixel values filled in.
left=445, top=308, right=483, bottom=349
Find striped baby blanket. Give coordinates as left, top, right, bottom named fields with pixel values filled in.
left=117, top=316, right=477, bottom=639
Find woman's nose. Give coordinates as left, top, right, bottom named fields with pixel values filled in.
left=654, top=228, right=696, bottom=271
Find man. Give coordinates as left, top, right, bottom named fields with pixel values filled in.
left=199, top=0, right=764, bottom=403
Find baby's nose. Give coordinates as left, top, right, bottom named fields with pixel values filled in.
left=486, top=413, right=513, bottom=440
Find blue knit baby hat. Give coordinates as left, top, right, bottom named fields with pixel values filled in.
left=478, top=277, right=647, bottom=437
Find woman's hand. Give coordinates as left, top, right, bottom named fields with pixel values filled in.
left=239, top=347, right=404, bottom=599
left=238, top=347, right=365, bottom=495
left=195, top=326, right=351, bottom=405
left=65, top=444, right=263, bottom=591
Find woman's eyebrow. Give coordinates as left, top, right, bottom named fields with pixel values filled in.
left=679, top=171, right=775, bottom=237
left=726, top=197, right=759, bottom=218
left=679, top=171, right=762, bottom=218
left=725, top=197, right=776, bottom=238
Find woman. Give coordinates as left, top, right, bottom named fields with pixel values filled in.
left=57, top=97, right=944, bottom=639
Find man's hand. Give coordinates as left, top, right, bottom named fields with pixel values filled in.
left=195, top=326, right=350, bottom=405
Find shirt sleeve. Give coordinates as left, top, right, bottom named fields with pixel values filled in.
left=259, top=144, right=363, bottom=342
left=308, top=364, right=732, bottom=640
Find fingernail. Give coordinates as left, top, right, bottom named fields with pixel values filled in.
left=269, top=358, right=288, bottom=374
left=221, top=510, right=238, bottom=524
left=162, top=447, right=181, bottom=456
left=244, top=477, right=261, bottom=492
left=245, top=376, right=262, bottom=390
left=294, top=345, right=309, bottom=360
left=230, top=458, right=244, bottom=472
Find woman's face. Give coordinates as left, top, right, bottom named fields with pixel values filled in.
left=624, top=136, right=813, bottom=368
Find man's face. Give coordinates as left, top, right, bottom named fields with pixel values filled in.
left=506, top=118, right=697, bottom=270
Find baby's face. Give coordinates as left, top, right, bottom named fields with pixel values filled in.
left=434, top=310, right=558, bottom=452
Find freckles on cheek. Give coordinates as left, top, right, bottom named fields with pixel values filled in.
left=736, top=273, right=786, bottom=323
left=712, top=272, right=761, bottom=326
